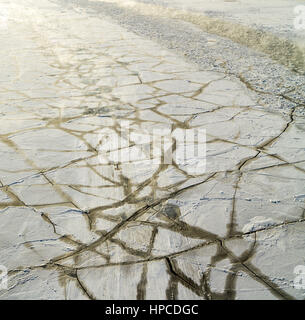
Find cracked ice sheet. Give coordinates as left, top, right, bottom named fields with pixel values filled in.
left=0, top=0, right=304, bottom=300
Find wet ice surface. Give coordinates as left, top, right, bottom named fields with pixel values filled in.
left=0, top=0, right=305, bottom=300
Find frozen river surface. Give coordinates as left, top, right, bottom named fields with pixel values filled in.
left=0, top=0, right=304, bottom=299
